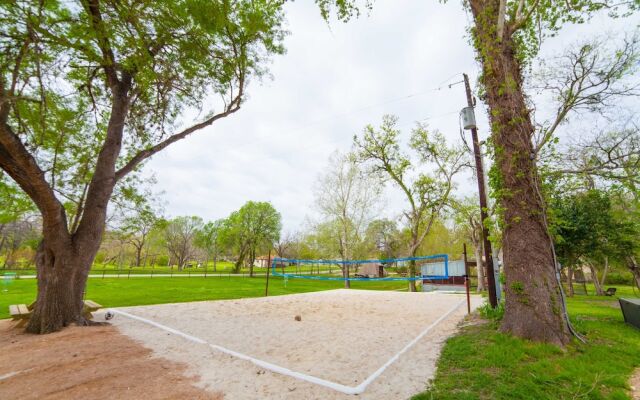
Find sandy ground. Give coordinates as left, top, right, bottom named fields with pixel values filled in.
left=631, top=368, right=640, bottom=400
left=106, top=289, right=482, bottom=400
left=0, top=320, right=221, bottom=400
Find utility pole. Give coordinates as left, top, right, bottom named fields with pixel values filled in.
left=463, top=73, right=498, bottom=308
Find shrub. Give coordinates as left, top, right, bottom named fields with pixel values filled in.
left=478, top=300, right=505, bottom=321
left=605, top=272, right=634, bottom=285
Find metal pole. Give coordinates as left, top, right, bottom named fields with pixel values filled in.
left=463, top=244, right=471, bottom=315
left=463, top=73, right=498, bottom=308
left=265, top=249, right=271, bottom=297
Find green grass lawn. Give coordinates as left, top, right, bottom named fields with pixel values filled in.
left=414, top=284, right=640, bottom=400
left=0, top=276, right=408, bottom=319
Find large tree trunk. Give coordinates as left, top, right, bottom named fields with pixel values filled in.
left=588, top=261, right=604, bottom=296
left=135, top=245, right=143, bottom=268
left=249, top=248, right=255, bottom=277
left=627, top=256, right=640, bottom=290
left=408, top=259, right=417, bottom=292
left=26, top=233, right=97, bottom=333
left=469, top=0, right=571, bottom=345
left=342, top=263, right=351, bottom=289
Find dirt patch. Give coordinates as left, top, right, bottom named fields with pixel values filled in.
left=630, top=368, right=640, bottom=400
left=0, top=320, right=222, bottom=400
left=458, top=312, right=490, bottom=328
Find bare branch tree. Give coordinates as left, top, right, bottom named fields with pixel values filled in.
left=531, top=34, right=640, bottom=154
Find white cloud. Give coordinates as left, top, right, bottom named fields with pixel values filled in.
left=143, top=1, right=640, bottom=231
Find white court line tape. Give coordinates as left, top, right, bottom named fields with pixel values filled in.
left=110, top=298, right=465, bottom=395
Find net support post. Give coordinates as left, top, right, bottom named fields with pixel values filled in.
left=463, top=244, right=471, bottom=315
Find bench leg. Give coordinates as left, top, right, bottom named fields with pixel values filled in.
left=15, top=319, right=28, bottom=329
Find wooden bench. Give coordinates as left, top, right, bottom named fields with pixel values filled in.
left=8, top=300, right=103, bottom=325
left=82, top=300, right=102, bottom=320
left=605, top=287, right=617, bottom=296
left=9, top=304, right=31, bottom=328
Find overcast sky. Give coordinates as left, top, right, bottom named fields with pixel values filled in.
left=143, top=1, right=639, bottom=232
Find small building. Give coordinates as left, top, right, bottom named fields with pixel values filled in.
left=355, top=262, right=387, bottom=278
left=254, top=256, right=286, bottom=268
left=420, top=259, right=466, bottom=292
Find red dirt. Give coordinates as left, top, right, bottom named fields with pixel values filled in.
left=0, top=320, right=222, bottom=400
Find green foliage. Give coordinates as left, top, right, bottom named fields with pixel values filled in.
left=0, top=0, right=287, bottom=223
left=0, top=174, right=34, bottom=225
left=605, top=272, right=635, bottom=285
left=478, top=300, right=505, bottom=321
left=551, top=189, right=638, bottom=267
left=314, top=0, right=372, bottom=21
left=221, top=201, right=281, bottom=271
left=195, top=219, right=225, bottom=261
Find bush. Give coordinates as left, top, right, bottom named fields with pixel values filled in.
left=154, top=255, right=169, bottom=266
left=605, top=272, right=634, bottom=285
left=478, top=300, right=505, bottom=321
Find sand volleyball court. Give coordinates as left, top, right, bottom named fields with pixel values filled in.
left=102, top=289, right=481, bottom=399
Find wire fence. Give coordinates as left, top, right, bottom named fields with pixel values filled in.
left=0, top=266, right=272, bottom=279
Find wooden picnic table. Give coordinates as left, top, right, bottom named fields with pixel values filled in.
left=9, top=300, right=103, bottom=327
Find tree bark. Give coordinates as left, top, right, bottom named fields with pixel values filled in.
left=567, top=266, right=574, bottom=297
left=408, top=258, right=417, bottom=292
left=26, top=235, right=96, bottom=333
left=473, top=239, right=486, bottom=292
left=249, top=248, right=255, bottom=277
left=469, top=0, right=571, bottom=345
left=134, top=244, right=143, bottom=268
left=599, top=257, right=609, bottom=289
left=588, top=261, right=604, bottom=296
left=627, top=256, right=640, bottom=290
left=342, top=263, right=351, bottom=289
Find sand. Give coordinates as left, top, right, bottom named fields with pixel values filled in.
left=0, top=320, right=221, bottom=400
left=631, top=368, right=640, bottom=400
left=105, top=289, right=482, bottom=399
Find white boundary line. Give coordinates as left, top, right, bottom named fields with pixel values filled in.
left=110, top=298, right=465, bottom=395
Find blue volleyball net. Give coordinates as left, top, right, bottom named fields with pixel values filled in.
left=270, top=254, right=449, bottom=282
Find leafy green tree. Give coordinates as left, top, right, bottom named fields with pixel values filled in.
left=0, top=0, right=286, bottom=332
left=164, top=216, right=203, bottom=270
left=195, top=219, right=225, bottom=272
left=121, top=205, right=162, bottom=268
left=354, top=115, right=466, bottom=291
left=222, top=201, right=281, bottom=275
left=552, top=189, right=638, bottom=295
left=364, top=219, right=402, bottom=260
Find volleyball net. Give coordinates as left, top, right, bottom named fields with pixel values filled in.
left=270, top=254, right=449, bottom=282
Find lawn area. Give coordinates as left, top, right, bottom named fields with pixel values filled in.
left=0, top=276, right=408, bottom=320
left=414, top=285, right=640, bottom=400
